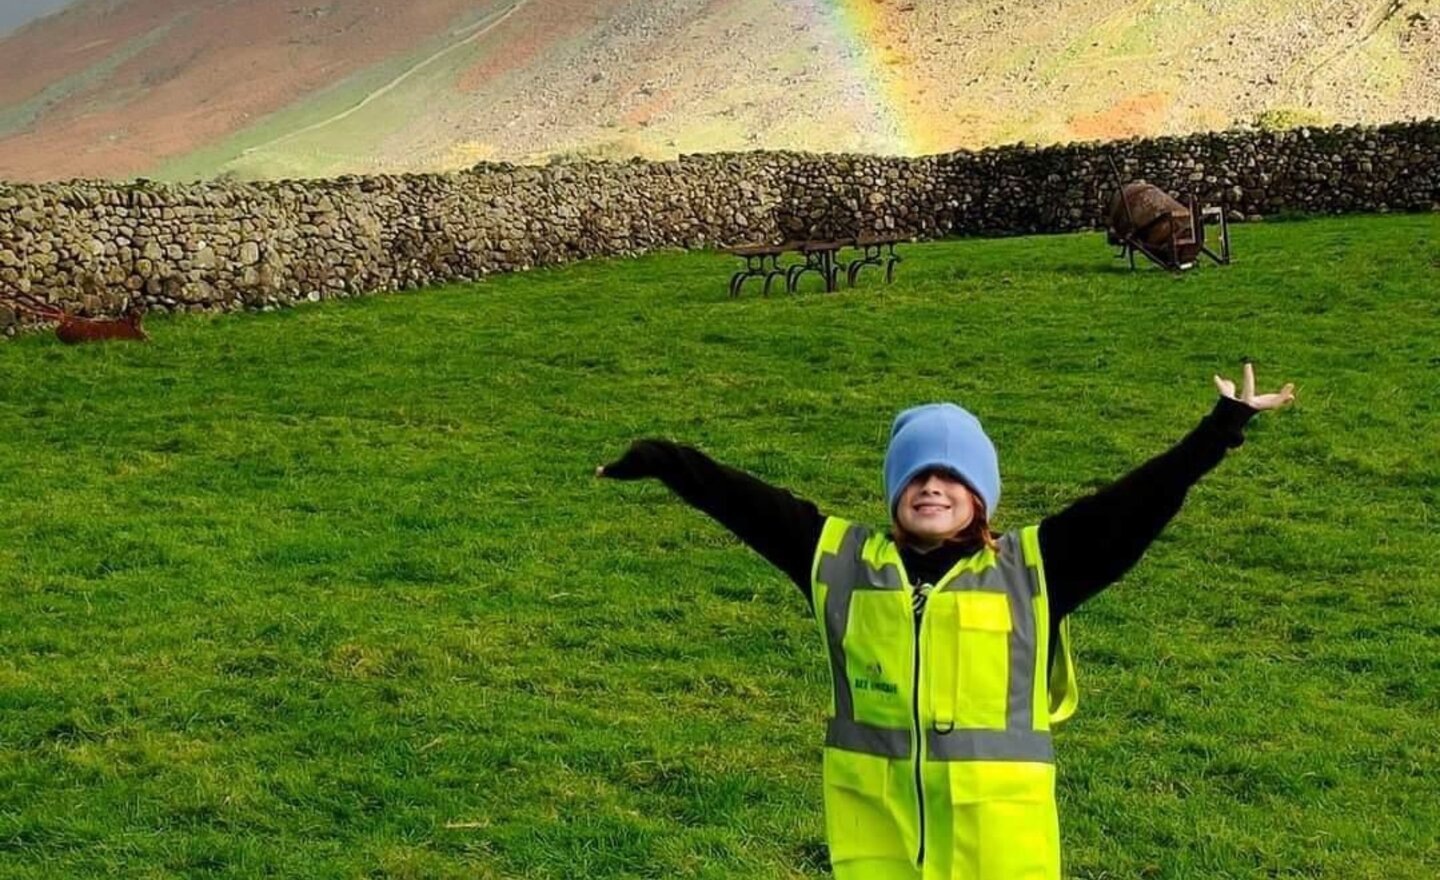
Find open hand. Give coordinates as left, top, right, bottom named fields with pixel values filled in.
left=1214, top=362, right=1295, bottom=411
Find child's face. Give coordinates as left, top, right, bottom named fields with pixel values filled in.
left=895, top=468, right=977, bottom=547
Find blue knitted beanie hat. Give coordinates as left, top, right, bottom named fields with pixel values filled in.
left=884, top=403, right=1000, bottom=520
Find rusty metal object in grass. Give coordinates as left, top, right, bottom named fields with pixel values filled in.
left=1105, top=158, right=1232, bottom=272
left=1, top=293, right=150, bottom=344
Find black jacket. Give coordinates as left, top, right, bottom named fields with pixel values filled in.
left=602, top=396, right=1258, bottom=669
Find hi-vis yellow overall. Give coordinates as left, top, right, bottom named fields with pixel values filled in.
left=811, top=518, right=1079, bottom=880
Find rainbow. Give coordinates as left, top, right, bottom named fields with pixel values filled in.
left=809, top=0, right=931, bottom=155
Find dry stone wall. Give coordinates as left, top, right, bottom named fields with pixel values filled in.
left=2, top=120, right=1437, bottom=336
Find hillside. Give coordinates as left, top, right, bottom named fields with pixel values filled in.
left=1, top=0, right=1437, bottom=181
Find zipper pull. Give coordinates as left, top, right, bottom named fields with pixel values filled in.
left=913, top=582, right=933, bottom=616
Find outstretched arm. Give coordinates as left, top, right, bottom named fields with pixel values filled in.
left=1040, top=363, right=1295, bottom=620
left=597, top=440, right=826, bottom=599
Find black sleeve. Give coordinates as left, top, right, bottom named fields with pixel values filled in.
left=601, top=439, right=826, bottom=600
left=1038, top=396, right=1259, bottom=620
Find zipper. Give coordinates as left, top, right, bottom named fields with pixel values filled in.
left=912, top=581, right=931, bottom=867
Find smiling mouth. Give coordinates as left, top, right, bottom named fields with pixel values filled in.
left=914, top=503, right=950, bottom=513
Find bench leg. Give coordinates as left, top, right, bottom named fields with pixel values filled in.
left=767, top=262, right=794, bottom=294
left=790, top=252, right=829, bottom=293
left=850, top=258, right=877, bottom=286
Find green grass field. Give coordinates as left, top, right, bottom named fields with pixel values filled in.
left=2, top=214, right=1438, bottom=878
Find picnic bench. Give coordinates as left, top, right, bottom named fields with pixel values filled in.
left=724, top=235, right=904, bottom=298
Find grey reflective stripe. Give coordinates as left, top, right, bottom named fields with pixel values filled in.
left=818, top=526, right=904, bottom=594
left=995, top=532, right=1038, bottom=737
left=827, top=717, right=912, bottom=759
left=819, top=526, right=867, bottom=725
left=863, top=557, right=904, bottom=589
left=926, top=728, right=1054, bottom=762
left=936, top=534, right=1038, bottom=598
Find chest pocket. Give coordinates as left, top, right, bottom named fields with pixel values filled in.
left=930, top=590, right=1013, bottom=732
left=843, top=590, right=912, bottom=729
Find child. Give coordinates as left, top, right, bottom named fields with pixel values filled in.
left=597, top=363, right=1294, bottom=880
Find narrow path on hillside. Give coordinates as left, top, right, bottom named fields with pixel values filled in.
left=1298, top=0, right=1405, bottom=105
left=239, top=0, right=531, bottom=158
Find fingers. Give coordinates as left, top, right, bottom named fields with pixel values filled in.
left=1268, top=382, right=1297, bottom=408
left=594, top=465, right=605, bottom=477
left=1251, top=381, right=1297, bottom=410
left=1214, top=374, right=1235, bottom=398
left=1242, top=362, right=1256, bottom=401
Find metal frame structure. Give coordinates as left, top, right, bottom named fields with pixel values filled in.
left=725, top=236, right=905, bottom=297
left=1108, top=158, right=1232, bottom=272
